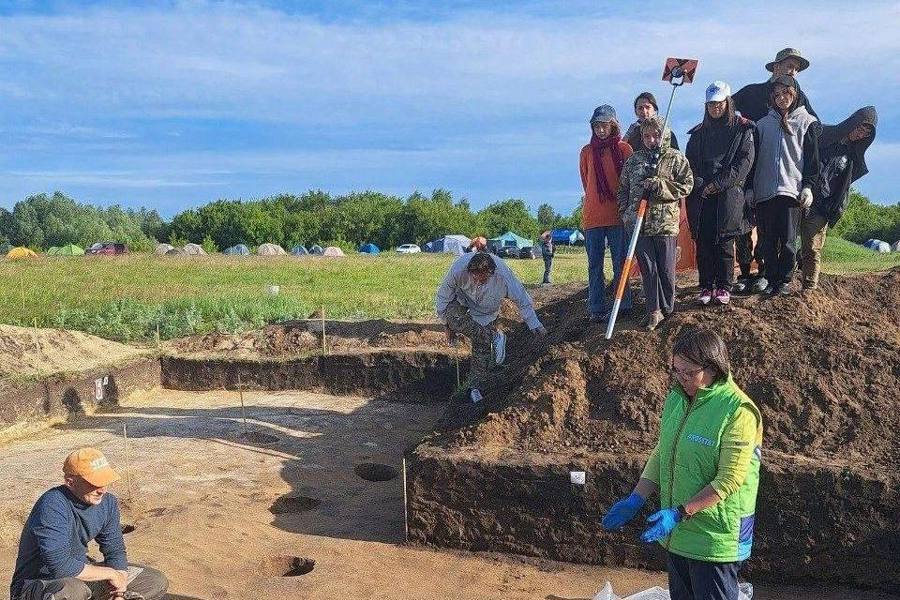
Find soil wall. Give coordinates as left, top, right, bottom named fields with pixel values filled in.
left=407, top=446, right=900, bottom=592
left=0, top=357, right=161, bottom=434
left=160, top=350, right=460, bottom=401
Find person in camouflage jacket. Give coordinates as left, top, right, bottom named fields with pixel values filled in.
left=617, top=116, right=694, bottom=330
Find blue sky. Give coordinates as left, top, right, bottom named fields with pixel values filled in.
left=1, top=0, right=897, bottom=217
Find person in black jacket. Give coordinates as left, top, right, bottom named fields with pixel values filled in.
left=539, top=231, right=555, bottom=285
left=800, top=107, right=877, bottom=290
left=732, top=48, right=817, bottom=292
left=685, top=81, right=756, bottom=306
left=624, top=91, right=680, bottom=153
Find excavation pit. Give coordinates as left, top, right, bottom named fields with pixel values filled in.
left=354, top=462, right=399, bottom=482
left=260, top=555, right=315, bottom=577
left=240, top=430, right=280, bottom=445
left=121, top=524, right=136, bottom=535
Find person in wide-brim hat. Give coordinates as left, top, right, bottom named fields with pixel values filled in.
left=765, top=47, right=810, bottom=73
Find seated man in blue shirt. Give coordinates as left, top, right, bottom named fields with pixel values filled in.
left=10, top=448, right=168, bottom=600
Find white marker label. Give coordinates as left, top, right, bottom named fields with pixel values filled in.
left=570, top=471, right=586, bottom=485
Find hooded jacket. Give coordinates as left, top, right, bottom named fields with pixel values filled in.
left=732, top=79, right=817, bottom=123
left=625, top=121, right=680, bottom=153
left=686, top=116, right=756, bottom=241
left=751, top=105, right=819, bottom=203
left=812, top=107, right=878, bottom=226
left=617, top=121, right=694, bottom=237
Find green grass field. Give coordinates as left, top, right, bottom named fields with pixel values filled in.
left=1, top=236, right=897, bottom=342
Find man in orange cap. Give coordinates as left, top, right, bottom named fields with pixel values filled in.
left=10, top=448, right=168, bottom=600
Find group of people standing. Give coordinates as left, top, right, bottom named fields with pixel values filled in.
left=580, top=47, right=877, bottom=330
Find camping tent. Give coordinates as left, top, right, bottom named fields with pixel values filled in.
left=183, top=243, right=207, bottom=255
left=291, top=245, right=309, bottom=255
left=874, top=241, right=891, bottom=253
left=166, top=248, right=188, bottom=256
left=55, top=244, right=85, bottom=256
left=224, top=244, right=250, bottom=256
left=310, top=245, right=324, bottom=255
left=488, top=231, right=533, bottom=251
left=323, top=246, right=345, bottom=257
left=258, top=243, right=287, bottom=256
left=550, top=229, right=585, bottom=245
left=892, top=241, right=900, bottom=253
left=359, top=243, right=380, bottom=255
left=425, top=235, right=471, bottom=255
left=154, top=243, right=174, bottom=255
left=47, top=247, right=60, bottom=256
left=7, top=247, right=37, bottom=259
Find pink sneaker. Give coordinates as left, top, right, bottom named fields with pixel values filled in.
left=714, top=288, right=731, bottom=305
left=696, top=289, right=713, bottom=305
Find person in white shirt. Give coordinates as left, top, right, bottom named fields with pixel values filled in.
left=435, top=252, right=547, bottom=403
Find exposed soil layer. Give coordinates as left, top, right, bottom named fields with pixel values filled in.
left=410, top=268, right=900, bottom=590
left=0, top=357, right=161, bottom=436
left=160, top=351, right=459, bottom=402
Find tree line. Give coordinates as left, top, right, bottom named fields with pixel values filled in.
left=0, top=188, right=896, bottom=253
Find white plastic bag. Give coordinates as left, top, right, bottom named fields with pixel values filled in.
left=593, top=581, right=752, bottom=600
left=592, top=581, right=622, bottom=600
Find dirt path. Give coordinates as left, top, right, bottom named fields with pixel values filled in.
left=0, top=389, right=895, bottom=600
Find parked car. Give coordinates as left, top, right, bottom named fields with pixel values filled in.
left=396, top=244, right=422, bottom=254
left=86, top=242, right=128, bottom=255
left=495, top=246, right=519, bottom=259
left=518, top=246, right=539, bottom=259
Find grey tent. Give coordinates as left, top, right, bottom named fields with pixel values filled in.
left=258, top=243, right=287, bottom=256
left=154, top=243, right=174, bottom=255
left=892, top=241, right=900, bottom=253
left=426, top=235, right=471, bottom=255
left=291, top=245, right=309, bottom=255
left=224, top=244, right=250, bottom=256
left=166, top=248, right=188, bottom=256
left=310, top=245, right=324, bottom=256
left=183, top=243, right=207, bottom=255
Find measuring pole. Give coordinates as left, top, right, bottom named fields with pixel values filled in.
left=605, top=59, right=696, bottom=339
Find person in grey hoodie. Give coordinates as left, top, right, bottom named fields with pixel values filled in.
left=746, top=75, right=819, bottom=295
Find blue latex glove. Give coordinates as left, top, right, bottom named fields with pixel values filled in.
left=641, top=507, right=681, bottom=543
left=601, top=492, right=645, bottom=530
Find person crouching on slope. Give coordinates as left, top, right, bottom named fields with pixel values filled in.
left=617, top=116, right=694, bottom=331
left=435, top=251, right=547, bottom=403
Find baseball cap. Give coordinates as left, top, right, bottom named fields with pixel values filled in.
left=63, top=448, right=120, bottom=487
left=590, top=104, right=617, bottom=124
left=705, top=81, right=731, bottom=103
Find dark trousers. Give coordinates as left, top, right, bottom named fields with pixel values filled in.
left=635, top=235, right=677, bottom=315
left=756, top=196, right=800, bottom=286
left=697, top=203, right=735, bottom=289
left=542, top=256, right=553, bottom=283
left=16, top=564, right=168, bottom=600
left=667, top=553, right=741, bottom=600
left=734, top=230, right=764, bottom=278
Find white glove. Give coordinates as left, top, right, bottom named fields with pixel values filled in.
left=800, top=187, right=813, bottom=209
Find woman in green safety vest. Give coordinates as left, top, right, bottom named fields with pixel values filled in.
left=600, top=327, right=763, bottom=600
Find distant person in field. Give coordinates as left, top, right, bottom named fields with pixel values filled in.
left=436, top=252, right=547, bottom=403
left=747, top=75, right=819, bottom=296
left=800, top=107, right=878, bottom=290
left=732, top=48, right=817, bottom=292
left=618, top=116, right=694, bottom=331
left=579, top=104, right=634, bottom=323
left=539, top=231, right=554, bottom=285
left=625, top=92, right=680, bottom=153
left=11, top=448, right=168, bottom=600
left=685, top=81, right=756, bottom=306
left=602, top=327, right=763, bottom=600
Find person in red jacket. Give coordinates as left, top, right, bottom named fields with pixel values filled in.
left=579, top=104, right=634, bottom=323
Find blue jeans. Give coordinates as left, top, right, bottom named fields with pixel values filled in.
left=584, top=225, right=631, bottom=316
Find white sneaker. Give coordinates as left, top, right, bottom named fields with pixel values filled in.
left=493, top=330, right=506, bottom=365
left=469, top=388, right=483, bottom=404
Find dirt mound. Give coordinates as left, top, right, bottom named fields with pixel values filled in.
left=0, top=324, right=147, bottom=382
left=436, top=268, right=900, bottom=466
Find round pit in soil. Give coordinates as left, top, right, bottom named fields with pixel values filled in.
left=240, top=431, right=279, bottom=445
left=354, top=462, right=399, bottom=482
left=260, top=555, right=315, bottom=577
left=121, top=524, right=135, bottom=534
left=269, top=495, right=321, bottom=514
